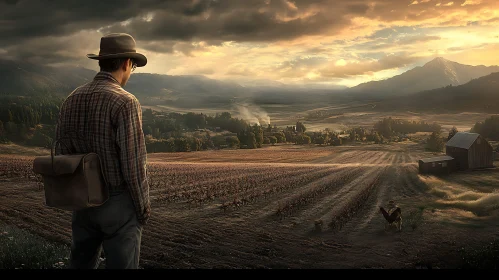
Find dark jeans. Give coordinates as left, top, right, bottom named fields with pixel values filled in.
left=69, top=189, right=142, bottom=269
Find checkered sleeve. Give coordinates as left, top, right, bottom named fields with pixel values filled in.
left=115, top=97, right=150, bottom=225
left=54, top=102, right=67, bottom=155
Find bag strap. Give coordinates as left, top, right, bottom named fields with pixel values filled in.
left=50, top=137, right=72, bottom=173
left=52, top=92, right=92, bottom=170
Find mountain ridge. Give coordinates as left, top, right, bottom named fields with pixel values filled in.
left=376, top=70, right=499, bottom=113
left=346, top=57, right=499, bottom=98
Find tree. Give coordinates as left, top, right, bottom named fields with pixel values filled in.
left=470, top=116, right=499, bottom=140
left=295, top=134, right=311, bottom=145
left=283, top=130, right=295, bottom=143
left=202, top=132, right=214, bottom=150
left=164, top=138, right=175, bottom=152
left=331, top=137, right=342, bottom=146
left=273, top=131, right=286, bottom=143
left=174, top=138, right=190, bottom=152
left=144, top=125, right=153, bottom=136
left=314, top=135, right=325, bottom=145
left=246, top=132, right=257, bottom=149
left=349, top=131, right=357, bottom=142
left=185, top=112, right=206, bottom=130
left=212, top=135, right=227, bottom=148
left=153, top=127, right=161, bottom=139
left=0, top=120, right=4, bottom=139
left=27, top=130, right=52, bottom=148
left=268, top=136, right=277, bottom=145
left=251, top=124, right=264, bottom=148
left=143, top=108, right=154, bottom=119
left=226, top=136, right=240, bottom=148
left=220, top=112, right=232, bottom=119
left=448, top=126, right=458, bottom=141
left=426, top=131, right=444, bottom=152
left=188, top=137, right=202, bottom=151
left=296, top=121, right=306, bottom=133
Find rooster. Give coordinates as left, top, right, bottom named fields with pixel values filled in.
left=380, top=200, right=402, bottom=231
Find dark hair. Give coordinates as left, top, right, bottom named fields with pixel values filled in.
left=99, top=58, right=131, bottom=72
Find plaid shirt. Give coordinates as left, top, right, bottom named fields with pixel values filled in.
left=55, top=71, right=150, bottom=225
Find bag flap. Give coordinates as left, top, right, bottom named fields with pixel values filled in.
left=33, top=154, right=86, bottom=176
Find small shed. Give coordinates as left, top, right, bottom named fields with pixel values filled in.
left=418, top=155, right=455, bottom=175
left=445, top=132, right=493, bottom=171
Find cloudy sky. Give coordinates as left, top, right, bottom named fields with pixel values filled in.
left=2, top=0, right=499, bottom=87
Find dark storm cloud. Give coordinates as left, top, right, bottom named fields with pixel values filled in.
left=2, top=0, right=499, bottom=66
left=2, top=31, right=104, bottom=65
left=1, top=0, right=146, bottom=45
left=346, top=3, right=370, bottom=15
left=0, top=0, right=378, bottom=47
left=0, top=0, right=354, bottom=56
left=99, top=4, right=350, bottom=44
left=3, top=0, right=498, bottom=46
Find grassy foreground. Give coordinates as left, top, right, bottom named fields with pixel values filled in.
left=0, top=222, right=70, bottom=269
left=1, top=220, right=499, bottom=269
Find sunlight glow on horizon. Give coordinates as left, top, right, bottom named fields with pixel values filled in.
left=35, top=1, right=499, bottom=88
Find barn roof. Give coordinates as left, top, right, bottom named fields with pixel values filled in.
left=419, top=155, right=454, bottom=163
left=446, top=132, right=480, bottom=149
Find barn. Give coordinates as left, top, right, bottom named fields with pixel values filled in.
left=445, top=132, right=493, bottom=171
left=418, top=155, right=456, bottom=175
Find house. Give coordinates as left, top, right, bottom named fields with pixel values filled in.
left=445, top=132, right=493, bottom=171
left=418, top=155, right=456, bottom=175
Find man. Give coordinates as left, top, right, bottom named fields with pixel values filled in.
left=54, top=33, right=150, bottom=269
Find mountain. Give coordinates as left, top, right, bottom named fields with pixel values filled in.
left=347, top=57, right=499, bottom=98
left=0, top=59, right=95, bottom=96
left=377, top=71, right=499, bottom=113
left=0, top=59, right=345, bottom=109
left=0, top=59, right=255, bottom=108
left=123, top=73, right=253, bottom=108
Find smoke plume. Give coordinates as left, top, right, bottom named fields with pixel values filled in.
left=233, top=102, right=270, bottom=126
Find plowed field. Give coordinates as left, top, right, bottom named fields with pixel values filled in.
left=2, top=142, right=499, bottom=268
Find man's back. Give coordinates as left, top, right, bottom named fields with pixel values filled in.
left=55, top=71, right=150, bottom=225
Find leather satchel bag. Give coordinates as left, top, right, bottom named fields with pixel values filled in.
left=32, top=137, right=109, bottom=211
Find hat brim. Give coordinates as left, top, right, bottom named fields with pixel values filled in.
left=87, top=52, right=147, bottom=67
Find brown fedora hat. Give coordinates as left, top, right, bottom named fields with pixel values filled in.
left=87, top=33, right=147, bottom=67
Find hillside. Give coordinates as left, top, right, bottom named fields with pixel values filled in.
left=377, top=71, right=499, bottom=113
left=0, top=59, right=337, bottom=109
left=347, top=57, right=499, bottom=98
left=0, top=59, right=95, bottom=96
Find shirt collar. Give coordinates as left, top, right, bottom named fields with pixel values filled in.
left=94, top=71, right=121, bottom=85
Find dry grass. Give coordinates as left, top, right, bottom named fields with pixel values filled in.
left=419, top=172, right=499, bottom=217
left=0, top=143, right=50, bottom=156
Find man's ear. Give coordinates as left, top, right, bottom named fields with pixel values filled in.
left=121, top=59, right=130, bottom=71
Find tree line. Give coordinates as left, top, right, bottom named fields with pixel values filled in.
left=0, top=95, right=62, bottom=146
left=470, top=115, right=499, bottom=141
left=1, top=95, right=463, bottom=154
left=374, top=117, right=441, bottom=138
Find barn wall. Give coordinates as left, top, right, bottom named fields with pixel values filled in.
left=418, top=161, right=425, bottom=173
left=447, top=147, right=469, bottom=170
left=468, top=136, right=494, bottom=169
left=418, top=160, right=455, bottom=174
